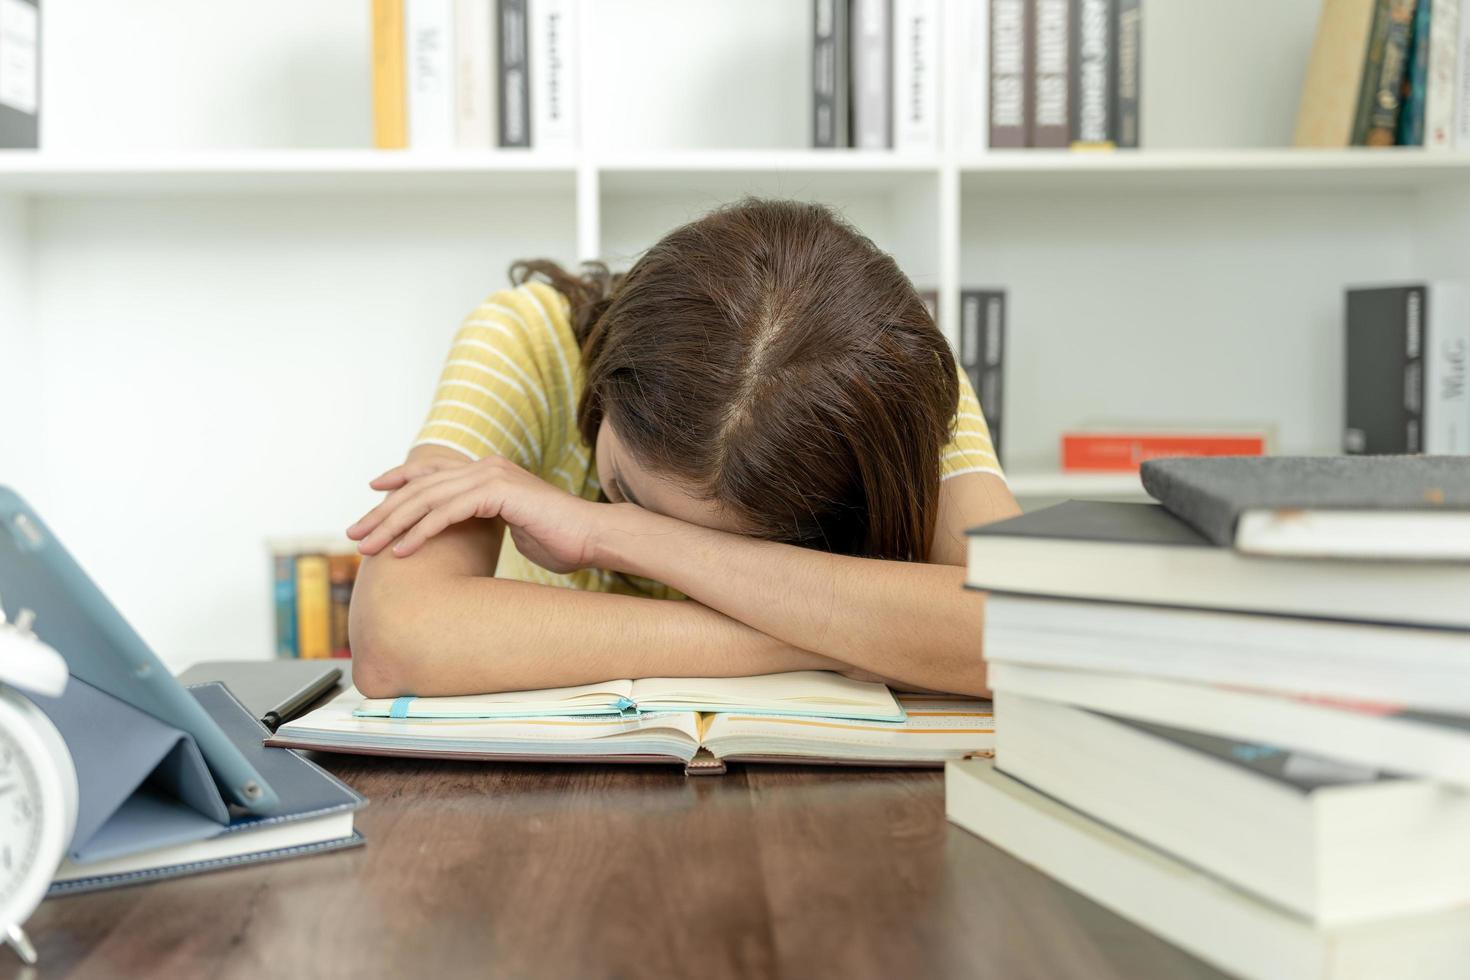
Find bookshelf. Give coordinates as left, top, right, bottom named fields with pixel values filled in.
left=4, top=0, right=1468, bottom=668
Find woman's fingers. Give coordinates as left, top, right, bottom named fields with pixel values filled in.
left=349, top=465, right=463, bottom=540
left=368, top=459, right=452, bottom=491
left=392, top=494, right=486, bottom=557
left=356, top=473, right=490, bottom=555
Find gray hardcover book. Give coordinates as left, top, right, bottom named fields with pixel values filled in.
left=497, top=0, right=530, bottom=147
left=0, top=0, right=39, bottom=148
left=851, top=0, right=892, bottom=148
left=1069, top=0, right=1113, bottom=144
left=960, top=290, right=1006, bottom=462
left=1345, top=285, right=1424, bottom=454
left=813, top=0, right=851, bottom=147
left=1114, top=0, right=1141, bottom=146
left=1031, top=0, right=1070, bottom=147
left=989, top=0, right=1029, bottom=147
left=1139, top=455, right=1470, bottom=547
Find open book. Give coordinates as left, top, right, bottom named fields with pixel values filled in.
left=355, top=670, right=906, bottom=723
left=269, top=686, right=994, bottom=775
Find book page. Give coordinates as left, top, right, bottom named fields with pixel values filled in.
left=701, top=697, right=994, bottom=764
left=630, top=670, right=904, bottom=721
left=356, top=678, right=635, bottom=718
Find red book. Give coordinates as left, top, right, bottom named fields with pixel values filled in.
left=1061, top=433, right=1268, bottom=472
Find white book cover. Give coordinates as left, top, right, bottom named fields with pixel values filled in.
left=454, top=0, right=495, bottom=148
left=852, top=0, right=893, bottom=148
left=1458, top=0, right=1470, bottom=146
left=1425, top=0, right=1459, bottom=148
left=893, top=0, right=940, bottom=151
left=953, top=0, right=989, bottom=151
left=1426, top=282, right=1470, bottom=453
left=407, top=0, right=456, bottom=149
left=529, top=0, right=579, bottom=150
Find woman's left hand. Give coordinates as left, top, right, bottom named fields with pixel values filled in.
left=347, top=455, right=609, bottom=573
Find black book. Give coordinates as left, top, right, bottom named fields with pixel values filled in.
left=497, top=0, right=531, bottom=147
left=965, top=499, right=1470, bottom=627
left=1140, top=455, right=1470, bottom=555
left=812, top=0, right=851, bottom=147
left=0, top=0, right=39, bottom=148
left=1030, top=0, right=1071, bottom=147
left=959, top=289, right=1006, bottom=462
left=989, top=0, right=1030, bottom=147
left=1346, top=283, right=1423, bottom=454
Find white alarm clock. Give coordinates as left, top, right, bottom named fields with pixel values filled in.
left=0, top=598, right=77, bottom=966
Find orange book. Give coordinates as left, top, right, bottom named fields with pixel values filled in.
left=328, top=553, right=360, bottom=659
left=1062, top=433, right=1267, bottom=473
left=372, top=0, right=407, bottom=149
left=295, top=554, right=332, bottom=660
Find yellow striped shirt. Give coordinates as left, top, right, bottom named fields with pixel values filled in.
left=415, top=283, right=1003, bottom=596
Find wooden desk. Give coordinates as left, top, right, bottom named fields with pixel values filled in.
left=19, top=760, right=1226, bottom=979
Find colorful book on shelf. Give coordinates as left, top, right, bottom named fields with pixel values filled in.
left=1396, top=0, right=1432, bottom=144
left=1295, top=0, right=1380, bottom=147
left=1353, top=0, right=1417, bottom=145
left=270, top=539, right=362, bottom=659
left=356, top=670, right=907, bottom=722
left=1060, top=430, right=1267, bottom=472
left=269, top=686, right=993, bottom=774
left=1423, top=0, right=1459, bottom=148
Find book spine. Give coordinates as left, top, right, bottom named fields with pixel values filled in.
left=1396, top=0, right=1432, bottom=144
left=978, top=290, right=1006, bottom=463
left=1424, top=0, right=1458, bottom=147
left=1030, top=0, right=1069, bottom=147
left=957, top=0, right=991, bottom=152
left=1425, top=285, right=1470, bottom=453
left=813, top=0, right=851, bottom=147
left=893, top=0, right=940, bottom=151
left=1060, top=434, right=1269, bottom=472
left=1458, top=0, right=1470, bottom=145
left=453, top=0, right=494, bottom=148
left=1114, top=0, right=1141, bottom=147
left=1345, top=286, right=1424, bottom=454
left=529, top=0, right=578, bottom=151
left=273, top=554, right=298, bottom=659
left=852, top=0, right=893, bottom=148
left=497, top=0, right=530, bottom=147
left=0, top=0, right=40, bottom=149
left=295, top=554, right=332, bottom=660
left=1351, top=0, right=1395, bottom=143
left=406, top=0, right=455, bottom=149
left=328, top=554, right=358, bottom=660
left=1070, top=0, right=1114, bottom=145
left=989, top=0, right=1029, bottom=147
left=1359, top=0, right=1417, bottom=145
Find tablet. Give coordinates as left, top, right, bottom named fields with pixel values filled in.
left=0, top=486, right=281, bottom=815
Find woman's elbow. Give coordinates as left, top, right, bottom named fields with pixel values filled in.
left=348, top=564, right=421, bottom=699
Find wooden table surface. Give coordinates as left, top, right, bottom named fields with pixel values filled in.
left=17, top=759, right=1227, bottom=979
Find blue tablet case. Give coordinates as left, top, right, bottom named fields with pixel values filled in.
left=33, top=680, right=365, bottom=891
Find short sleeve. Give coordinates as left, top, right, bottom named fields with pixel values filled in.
left=941, top=371, right=1005, bottom=481
left=413, top=283, right=581, bottom=476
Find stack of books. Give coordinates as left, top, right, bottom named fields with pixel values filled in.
left=949, top=455, right=1470, bottom=979
left=813, top=0, right=1143, bottom=151
left=269, top=539, right=360, bottom=660
left=1297, top=0, right=1470, bottom=149
left=372, top=0, right=578, bottom=151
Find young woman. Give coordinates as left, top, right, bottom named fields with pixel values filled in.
left=346, top=198, right=1019, bottom=699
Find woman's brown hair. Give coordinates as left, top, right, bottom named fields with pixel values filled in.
left=511, top=198, right=959, bottom=562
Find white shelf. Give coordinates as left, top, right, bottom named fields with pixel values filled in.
left=961, top=148, right=1470, bottom=193
left=1005, top=471, right=1150, bottom=501
left=5, top=148, right=1470, bottom=197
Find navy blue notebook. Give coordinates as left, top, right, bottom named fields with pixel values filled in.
left=41, top=681, right=364, bottom=895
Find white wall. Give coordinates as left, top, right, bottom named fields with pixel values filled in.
left=962, top=188, right=1418, bottom=469
left=32, top=192, right=575, bottom=667
left=0, top=195, right=41, bottom=499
